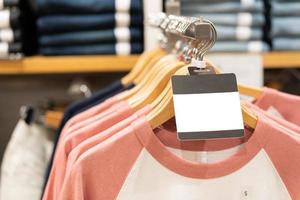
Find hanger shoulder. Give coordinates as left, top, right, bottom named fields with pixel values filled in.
left=128, top=65, right=169, bottom=106
left=130, top=56, right=175, bottom=99
left=147, top=67, right=188, bottom=129
left=241, top=104, right=258, bottom=129
left=134, top=50, right=167, bottom=84
left=121, top=48, right=164, bottom=86
left=238, top=84, right=264, bottom=99
left=148, top=89, right=174, bottom=129
left=118, top=55, right=175, bottom=100
left=130, top=61, right=185, bottom=111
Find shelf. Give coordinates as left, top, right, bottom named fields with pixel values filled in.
left=263, top=52, right=300, bottom=69
left=0, top=55, right=139, bottom=75
left=45, top=110, right=63, bottom=129
left=0, top=52, right=299, bottom=75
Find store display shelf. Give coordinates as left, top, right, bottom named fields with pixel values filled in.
left=0, top=52, right=299, bottom=75
left=263, top=52, right=300, bottom=69
left=0, top=55, right=139, bottom=75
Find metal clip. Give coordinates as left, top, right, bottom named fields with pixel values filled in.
left=148, top=13, right=217, bottom=66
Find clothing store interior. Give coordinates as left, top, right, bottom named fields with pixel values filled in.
left=1, top=0, right=300, bottom=199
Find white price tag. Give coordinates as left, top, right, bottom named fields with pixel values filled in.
left=172, top=74, right=244, bottom=140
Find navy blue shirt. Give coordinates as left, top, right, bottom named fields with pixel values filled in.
left=38, top=28, right=143, bottom=46
left=38, top=43, right=143, bottom=55
left=36, top=0, right=143, bottom=15
left=37, top=14, right=143, bottom=34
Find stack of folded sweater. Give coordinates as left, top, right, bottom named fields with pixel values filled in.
left=271, top=0, right=300, bottom=51
left=34, top=0, right=144, bottom=56
left=0, top=0, right=22, bottom=59
left=181, top=0, right=270, bottom=53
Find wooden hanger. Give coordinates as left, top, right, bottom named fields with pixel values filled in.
left=147, top=62, right=259, bottom=130
left=121, top=47, right=166, bottom=86
left=129, top=60, right=185, bottom=111
left=147, top=67, right=185, bottom=129
left=127, top=55, right=177, bottom=101
left=134, top=50, right=167, bottom=84
left=238, top=84, right=263, bottom=99
left=118, top=55, right=177, bottom=100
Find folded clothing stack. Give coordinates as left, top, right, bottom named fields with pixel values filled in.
left=34, top=0, right=144, bottom=56
left=181, top=0, right=270, bottom=53
left=0, top=0, right=22, bottom=59
left=271, top=0, right=300, bottom=51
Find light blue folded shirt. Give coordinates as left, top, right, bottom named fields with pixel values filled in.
left=211, top=41, right=269, bottom=52
left=181, top=1, right=264, bottom=13
left=272, top=17, right=300, bottom=36
left=272, top=2, right=300, bottom=16
left=273, top=38, right=300, bottom=51
left=216, top=25, right=263, bottom=41
left=186, top=13, right=265, bottom=27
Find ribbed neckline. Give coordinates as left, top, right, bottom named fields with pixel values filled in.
left=132, top=116, right=267, bottom=179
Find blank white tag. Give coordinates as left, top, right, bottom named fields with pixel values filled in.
left=172, top=73, right=244, bottom=140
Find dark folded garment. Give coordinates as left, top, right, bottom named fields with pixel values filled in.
left=37, top=14, right=143, bottom=34
left=0, top=0, right=19, bottom=9
left=39, top=42, right=143, bottom=55
left=36, top=0, right=143, bottom=15
left=38, top=28, right=143, bottom=46
left=0, top=8, right=20, bottom=29
left=0, top=42, right=22, bottom=57
left=0, top=29, right=21, bottom=42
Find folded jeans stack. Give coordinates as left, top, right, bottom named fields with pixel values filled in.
left=271, top=0, right=300, bottom=51
left=181, top=0, right=270, bottom=53
left=35, top=0, right=144, bottom=55
left=0, top=0, right=22, bottom=59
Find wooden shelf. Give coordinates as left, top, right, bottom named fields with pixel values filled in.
left=0, top=52, right=299, bottom=75
left=263, top=52, right=300, bottom=69
left=0, top=55, right=139, bottom=75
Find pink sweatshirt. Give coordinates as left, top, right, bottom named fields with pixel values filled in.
left=255, top=87, right=300, bottom=126
left=60, top=97, right=122, bottom=141
left=60, top=116, right=300, bottom=200
left=65, top=106, right=152, bottom=174
left=46, top=87, right=300, bottom=200
left=43, top=101, right=134, bottom=200
left=245, top=102, right=300, bottom=133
